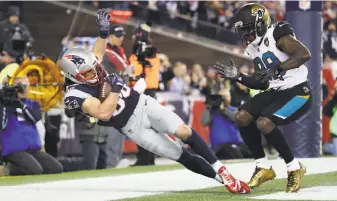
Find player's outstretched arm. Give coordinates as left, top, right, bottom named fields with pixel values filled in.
left=213, top=60, right=269, bottom=90
left=92, top=8, right=110, bottom=62
left=276, top=34, right=312, bottom=71
left=237, top=73, right=269, bottom=90
left=81, top=93, right=119, bottom=121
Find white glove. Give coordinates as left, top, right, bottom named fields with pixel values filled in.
left=133, top=78, right=147, bottom=93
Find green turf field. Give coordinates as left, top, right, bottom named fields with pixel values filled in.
left=0, top=164, right=182, bottom=186
left=119, top=171, right=337, bottom=201
left=0, top=160, right=336, bottom=201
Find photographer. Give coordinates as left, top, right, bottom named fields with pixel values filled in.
left=323, top=81, right=337, bottom=155
left=0, top=6, right=33, bottom=65
left=129, top=22, right=160, bottom=166
left=0, top=77, right=63, bottom=175
left=201, top=89, right=251, bottom=159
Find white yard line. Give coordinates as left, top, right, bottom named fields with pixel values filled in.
left=0, top=158, right=336, bottom=201
left=251, top=186, right=337, bottom=200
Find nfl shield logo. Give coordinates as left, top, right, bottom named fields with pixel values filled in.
left=299, top=0, right=311, bottom=11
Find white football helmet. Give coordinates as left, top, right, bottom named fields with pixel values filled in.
left=60, top=47, right=104, bottom=85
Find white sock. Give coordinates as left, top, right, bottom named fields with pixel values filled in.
left=286, top=158, right=300, bottom=172
left=211, top=160, right=224, bottom=173
left=256, top=157, right=271, bottom=169
left=214, top=174, right=223, bottom=183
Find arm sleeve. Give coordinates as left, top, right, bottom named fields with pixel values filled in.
left=273, top=21, right=295, bottom=42
left=64, top=95, right=85, bottom=111
left=237, top=73, right=269, bottom=90
left=64, top=88, right=91, bottom=111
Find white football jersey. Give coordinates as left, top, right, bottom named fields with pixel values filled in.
left=245, top=21, right=308, bottom=90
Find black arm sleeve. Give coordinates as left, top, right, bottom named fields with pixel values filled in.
left=236, top=73, right=269, bottom=90
left=273, top=21, right=294, bottom=42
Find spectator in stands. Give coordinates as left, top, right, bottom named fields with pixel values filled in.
left=0, top=6, right=33, bottom=63
left=169, top=62, right=189, bottom=94
left=190, top=64, right=207, bottom=90
left=230, top=64, right=251, bottom=107
left=202, top=67, right=229, bottom=95
left=159, top=53, right=174, bottom=91
left=0, top=50, right=15, bottom=71
left=65, top=110, right=108, bottom=170
left=92, top=1, right=130, bottom=11
left=323, top=81, right=337, bottom=155
left=183, top=74, right=192, bottom=95
left=129, top=23, right=161, bottom=166
left=0, top=77, right=63, bottom=175
left=323, top=20, right=337, bottom=60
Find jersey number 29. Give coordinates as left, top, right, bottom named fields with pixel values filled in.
left=253, top=51, right=285, bottom=80
left=113, top=86, right=131, bottom=116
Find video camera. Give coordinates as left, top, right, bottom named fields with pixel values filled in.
left=133, top=41, right=157, bottom=67
left=0, top=83, right=26, bottom=106
left=205, top=94, right=224, bottom=109
left=9, top=26, right=33, bottom=63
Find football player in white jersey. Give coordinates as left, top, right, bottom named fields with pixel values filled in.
left=60, top=9, right=251, bottom=194
left=213, top=3, right=312, bottom=193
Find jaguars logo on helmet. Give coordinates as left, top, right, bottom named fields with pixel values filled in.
left=234, top=3, right=271, bottom=47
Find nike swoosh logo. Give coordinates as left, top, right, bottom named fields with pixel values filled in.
left=240, top=189, right=246, bottom=194
left=279, top=23, right=287, bottom=27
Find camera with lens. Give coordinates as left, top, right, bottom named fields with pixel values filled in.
left=133, top=41, right=157, bottom=67
left=10, top=26, right=33, bottom=63
left=132, top=21, right=157, bottom=67
left=0, top=83, right=26, bottom=106
left=205, top=94, right=224, bottom=110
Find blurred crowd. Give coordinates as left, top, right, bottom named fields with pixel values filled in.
left=90, top=1, right=284, bottom=30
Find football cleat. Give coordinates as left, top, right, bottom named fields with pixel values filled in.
left=286, top=162, right=306, bottom=193
left=218, top=166, right=250, bottom=194
left=248, top=167, right=276, bottom=188
left=238, top=180, right=251, bottom=194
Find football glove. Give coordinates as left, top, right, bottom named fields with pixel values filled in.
left=96, top=9, right=110, bottom=39
left=213, top=58, right=239, bottom=80
left=252, top=68, right=284, bottom=83
left=104, top=73, right=124, bottom=88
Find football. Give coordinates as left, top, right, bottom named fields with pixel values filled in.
left=99, top=81, right=112, bottom=102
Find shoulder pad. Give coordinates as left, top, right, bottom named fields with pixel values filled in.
left=273, top=21, right=294, bottom=41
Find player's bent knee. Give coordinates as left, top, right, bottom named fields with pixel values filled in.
left=235, top=110, right=253, bottom=127
left=256, top=117, right=276, bottom=135
left=175, top=124, right=192, bottom=140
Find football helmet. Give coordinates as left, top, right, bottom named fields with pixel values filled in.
left=233, top=3, right=271, bottom=47
left=60, top=47, right=105, bottom=85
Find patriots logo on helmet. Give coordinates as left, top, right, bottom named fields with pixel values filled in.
left=64, top=55, right=86, bottom=68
